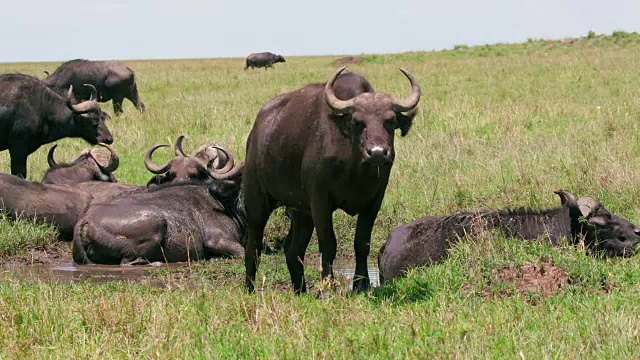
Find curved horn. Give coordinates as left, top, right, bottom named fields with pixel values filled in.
left=554, top=189, right=578, bottom=208
left=91, top=143, right=119, bottom=173
left=391, top=68, right=421, bottom=113
left=203, top=146, right=244, bottom=180
left=324, top=67, right=356, bottom=113
left=66, top=85, right=97, bottom=114
left=174, top=135, right=188, bottom=157
left=144, top=144, right=172, bottom=174
left=84, top=84, right=98, bottom=102
left=47, top=145, right=59, bottom=169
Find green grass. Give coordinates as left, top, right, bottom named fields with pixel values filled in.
left=2, top=31, right=640, bottom=357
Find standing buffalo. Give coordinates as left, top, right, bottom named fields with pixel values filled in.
left=42, top=143, right=119, bottom=184
left=72, top=158, right=246, bottom=265
left=243, top=67, right=421, bottom=293
left=0, top=74, right=113, bottom=178
left=245, top=52, right=286, bottom=70
left=378, top=190, right=640, bottom=282
left=43, top=59, right=145, bottom=115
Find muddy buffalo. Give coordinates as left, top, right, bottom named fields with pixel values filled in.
left=0, top=173, right=93, bottom=240
left=72, top=157, right=245, bottom=265
left=44, top=59, right=145, bottom=115
left=378, top=190, right=640, bottom=282
left=42, top=143, right=119, bottom=184
left=245, top=52, right=286, bottom=70
left=0, top=74, right=113, bottom=178
left=243, top=67, right=420, bottom=293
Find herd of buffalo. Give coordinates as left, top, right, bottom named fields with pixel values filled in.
left=1, top=54, right=639, bottom=295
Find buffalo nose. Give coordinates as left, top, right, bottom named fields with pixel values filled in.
left=366, top=146, right=390, bottom=159
left=103, top=137, right=114, bottom=145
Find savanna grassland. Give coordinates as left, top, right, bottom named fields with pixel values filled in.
left=1, top=32, right=640, bottom=358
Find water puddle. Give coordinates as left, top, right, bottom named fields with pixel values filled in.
left=333, top=262, right=380, bottom=289
left=0, top=257, right=380, bottom=290
left=0, top=260, right=188, bottom=288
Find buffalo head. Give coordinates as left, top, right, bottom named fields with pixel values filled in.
left=276, top=55, right=286, bottom=63
left=556, top=190, right=640, bottom=257
left=43, top=143, right=119, bottom=184
left=66, top=84, right=113, bottom=145
left=324, top=67, right=420, bottom=165
left=145, top=135, right=240, bottom=186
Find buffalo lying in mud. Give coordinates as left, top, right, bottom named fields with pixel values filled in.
left=378, top=190, right=640, bottom=282
left=0, top=74, right=113, bottom=178
left=245, top=52, right=286, bottom=70
left=243, top=67, right=420, bottom=293
left=0, top=173, right=93, bottom=240
left=44, top=59, right=145, bottom=115
left=72, top=154, right=245, bottom=265
left=42, top=143, right=119, bottom=184
left=145, top=135, right=234, bottom=187
left=0, top=143, right=121, bottom=240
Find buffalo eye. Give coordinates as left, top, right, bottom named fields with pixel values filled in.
left=384, top=119, right=396, bottom=131
left=634, top=228, right=640, bottom=237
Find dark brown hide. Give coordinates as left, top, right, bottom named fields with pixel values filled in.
left=72, top=180, right=245, bottom=265
left=378, top=190, right=640, bottom=282
left=243, top=68, right=420, bottom=293
left=42, top=143, right=119, bottom=184
left=43, top=59, right=145, bottom=115
left=0, top=74, right=112, bottom=178
left=0, top=173, right=93, bottom=240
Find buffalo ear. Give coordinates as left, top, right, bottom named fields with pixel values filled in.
left=397, top=108, right=417, bottom=137
left=588, top=216, right=609, bottom=227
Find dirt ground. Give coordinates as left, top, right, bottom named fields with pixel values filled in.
left=483, top=262, right=569, bottom=300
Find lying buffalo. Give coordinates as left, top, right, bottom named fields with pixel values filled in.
left=0, top=173, right=93, bottom=240
left=245, top=52, right=286, bottom=70
left=0, top=74, right=113, bottom=178
left=42, top=143, right=119, bottom=184
left=243, top=67, right=420, bottom=293
left=72, top=158, right=245, bottom=265
left=145, top=135, right=233, bottom=186
left=43, top=59, right=145, bottom=115
left=378, top=190, right=640, bottom=282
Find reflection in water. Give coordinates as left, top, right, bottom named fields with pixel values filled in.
left=0, top=261, right=185, bottom=288
left=333, top=262, right=380, bottom=289
left=0, top=259, right=381, bottom=289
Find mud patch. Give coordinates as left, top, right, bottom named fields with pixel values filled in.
left=0, top=242, right=70, bottom=267
left=483, top=262, right=569, bottom=300
left=334, top=56, right=361, bottom=66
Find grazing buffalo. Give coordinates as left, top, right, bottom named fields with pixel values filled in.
left=145, top=135, right=234, bottom=187
left=0, top=173, right=93, bottom=240
left=243, top=67, right=421, bottom=293
left=42, top=143, right=119, bottom=184
left=0, top=74, right=113, bottom=178
left=378, top=190, right=640, bottom=282
left=72, top=159, right=245, bottom=265
left=245, top=52, right=286, bottom=70
left=44, top=59, right=145, bottom=115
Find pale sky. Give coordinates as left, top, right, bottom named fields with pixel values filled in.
left=1, top=0, right=638, bottom=63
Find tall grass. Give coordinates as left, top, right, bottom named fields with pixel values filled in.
left=0, top=32, right=640, bottom=357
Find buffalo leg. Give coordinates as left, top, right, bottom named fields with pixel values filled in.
left=285, top=209, right=314, bottom=294
left=310, top=197, right=337, bottom=282
left=243, top=186, right=273, bottom=292
left=126, top=84, right=145, bottom=113
left=112, top=96, right=124, bottom=115
left=352, top=194, right=385, bottom=292
left=9, top=147, right=28, bottom=179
